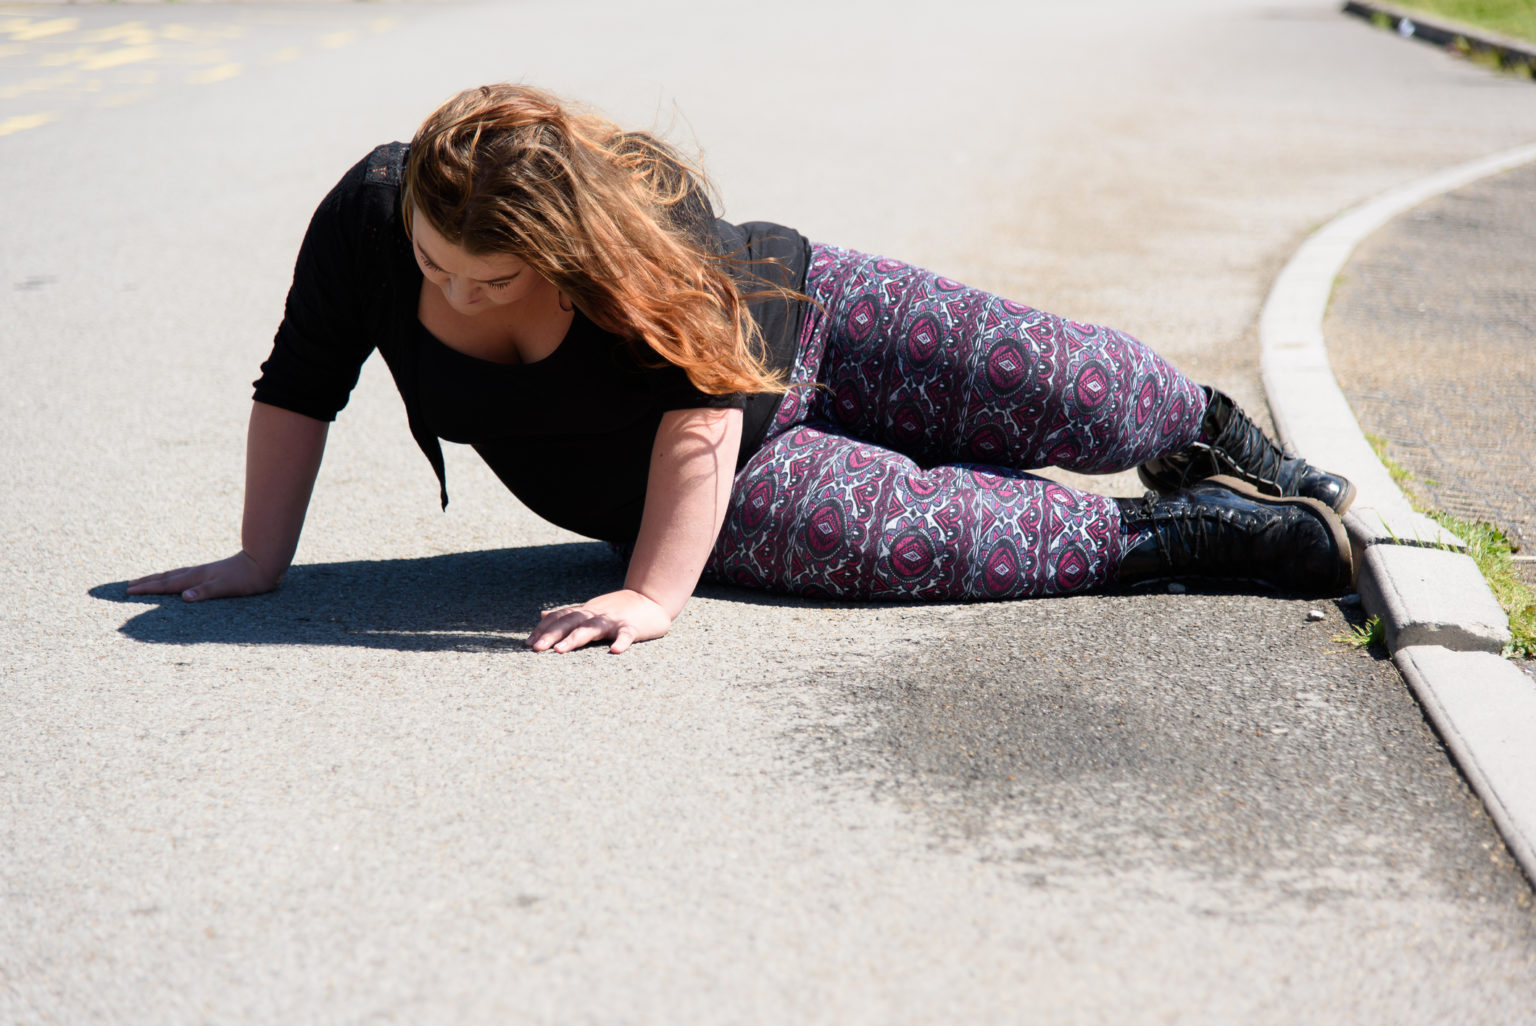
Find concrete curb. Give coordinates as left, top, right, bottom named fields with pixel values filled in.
left=1396, top=647, right=1536, bottom=879
left=1342, top=1, right=1536, bottom=77
left=1259, top=142, right=1536, bottom=884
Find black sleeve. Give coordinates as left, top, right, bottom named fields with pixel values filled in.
left=606, top=337, right=745, bottom=414
left=644, top=365, right=747, bottom=413
left=252, top=153, right=381, bottom=422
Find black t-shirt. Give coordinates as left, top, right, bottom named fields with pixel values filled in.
left=253, top=143, right=808, bottom=543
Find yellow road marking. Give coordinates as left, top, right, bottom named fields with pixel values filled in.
left=0, top=111, right=56, bottom=137
left=320, top=31, right=356, bottom=50
left=86, top=22, right=155, bottom=47
left=156, top=23, right=246, bottom=44
left=79, top=45, right=160, bottom=71
left=100, top=88, right=155, bottom=109
left=188, top=62, right=241, bottom=85
left=186, top=47, right=230, bottom=66
left=40, top=46, right=93, bottom=68
left=9, top=18, right=79, bottom=42
left=0, top=72, right=75, bottom=99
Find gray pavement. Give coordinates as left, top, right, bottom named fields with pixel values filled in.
left=4, top=1, right=1536, bottom=1022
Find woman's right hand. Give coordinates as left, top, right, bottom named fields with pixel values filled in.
left=126, top=551, right=280, bottom=603
left=127, top=402, right=330, bottom=604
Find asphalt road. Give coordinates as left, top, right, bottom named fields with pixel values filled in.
left=4, top=1, right=1536, bottom=1022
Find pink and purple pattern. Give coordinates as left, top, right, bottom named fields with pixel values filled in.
left=705, top=244, right=1206, bottom=600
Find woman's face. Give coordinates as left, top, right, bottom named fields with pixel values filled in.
left=411, top=208, right=543, bottom=315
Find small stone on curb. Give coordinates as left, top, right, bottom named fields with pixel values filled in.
left=1306, top=609, right=1326, bottom=622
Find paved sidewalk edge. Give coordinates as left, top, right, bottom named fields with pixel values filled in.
left=1259, top=142, right=1536, bottom=885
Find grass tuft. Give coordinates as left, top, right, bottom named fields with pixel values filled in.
left=1365, top=433, right=1415, bottom=488
left=1469, top=47, right=1508, bottom=70
left=1423, top=511, right=1536, bottom=659
left=1361, top=434, right=1535, bottom=659
left=1335, top=615, right=1385, bottom=649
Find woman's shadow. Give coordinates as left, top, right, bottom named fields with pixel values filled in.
left=94, top=543, right=634, bottom=653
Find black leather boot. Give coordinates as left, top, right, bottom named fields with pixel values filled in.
left=1115, top=476, right=1353, bottom=594
left=1137, top=387, right=1356, bottom=514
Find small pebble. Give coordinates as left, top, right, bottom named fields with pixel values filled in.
left=1167, top=582, right=1187, bottom=594
left=1306, top=609, right=1326, bottom=622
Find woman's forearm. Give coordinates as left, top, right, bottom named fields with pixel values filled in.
left=527, top=406, right=741, bottom=654
left=624, top=407, right=743, bottom=618
left=241, top=401, right=330, bottom=583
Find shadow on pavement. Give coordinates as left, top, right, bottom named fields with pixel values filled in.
left=95, top=542, right=859, bottom=652
left=93, top=543, right=628, bottom=653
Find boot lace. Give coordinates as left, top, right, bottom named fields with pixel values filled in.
left=1214, top=404, right=1297, bottom=492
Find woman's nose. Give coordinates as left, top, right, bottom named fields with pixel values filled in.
left=446, top=276, right=480, bottom=305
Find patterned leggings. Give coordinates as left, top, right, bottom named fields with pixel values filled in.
left=703, top=244, right=1208, bottom=600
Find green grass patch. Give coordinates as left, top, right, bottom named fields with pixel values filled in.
left=1392, top=1, right=1536, bottom=46
left=1335, top=615, right=1385, bottom=649
left=1424, top=511, right=1536, bottom=659
left=1363, top=434, right=1536, bottom=659
left=1365, top=432, right=1415, bottom=489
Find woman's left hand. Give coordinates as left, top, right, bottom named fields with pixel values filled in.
left=528, top=588, right=674, bottom=654
left=529, top=406, right=742, bottom=656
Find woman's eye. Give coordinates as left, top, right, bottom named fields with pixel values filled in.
left=489, top=280, right=514, bottom=289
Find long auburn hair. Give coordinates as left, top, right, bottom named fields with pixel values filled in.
left=403, top=84, right=788, bottom=395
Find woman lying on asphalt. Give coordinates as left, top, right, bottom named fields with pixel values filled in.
left=129, top=83, right=1357, bottom=653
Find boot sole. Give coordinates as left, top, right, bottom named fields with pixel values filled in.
left=1204, top=475, right=1356, bottom=593
left=1331, top=477, right=1357, bottom=517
